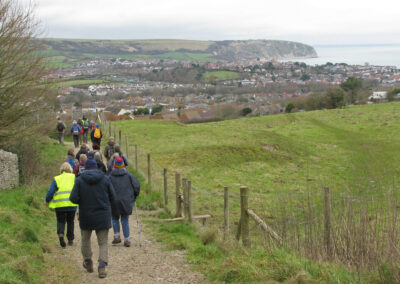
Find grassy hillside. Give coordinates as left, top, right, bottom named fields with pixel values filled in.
left=40, top=38, right=317, bottom=63
left=0, top=138, right=79, bottom=283
left=113, top=102, right=400, bottom=282
left=115, top=103, right=400, bottom=195
left=51, top=79, right=107, bottom=88
left=44, top=38, right=213, bottom=52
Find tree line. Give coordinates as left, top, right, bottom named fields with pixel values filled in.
left=285, top=77, right=389, bottom=112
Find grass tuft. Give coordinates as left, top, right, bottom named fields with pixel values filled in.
left=21, top=227, right=39, bottom=243
left=199, top=227, right=217, bottom=245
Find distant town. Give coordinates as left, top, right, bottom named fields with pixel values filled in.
left=51, top=56, right=400, bottom=122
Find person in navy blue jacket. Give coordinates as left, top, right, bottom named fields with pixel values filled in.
left=109, top=157, right=140, bottom=247
left=65, top=148, right=76, bottom=170
left=69, top=158, right=116, bottom=278
left=71, top=120, right=81, bottom=148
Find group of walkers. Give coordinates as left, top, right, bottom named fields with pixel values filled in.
left=48, top=117, right=140, bottom=279
left=56, top=115, right=103, bottom=148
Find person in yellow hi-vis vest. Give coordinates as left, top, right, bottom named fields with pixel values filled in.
left=46, top=162, right=78, bottom=248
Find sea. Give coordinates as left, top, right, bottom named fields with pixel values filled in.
left=285, top=45, right=400, bottom=68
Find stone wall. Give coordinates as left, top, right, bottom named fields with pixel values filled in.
left=0, top=149, right=19, bottom=190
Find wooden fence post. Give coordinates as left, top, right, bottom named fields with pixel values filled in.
left=175, top=173, right=182, bottom=217
left=109, top=123, right=111, bottom=136
left=224, top=187, right=229, bottom=240
left=125, top=135, right=129, bottom=159
left=187, top=180, right=193, bottom=223
left=240, top=186, right=250, bottom=247
left=147, top=153, right=151, bottom=189
left=236, top=219, right=241, bottom=241
left=119, top=130, right=122, bottom=146
left=113, top=127, right=116, bottom=140
left=163, top=168, right=168, bottom=206
left=324, top=186, right=332, bottom=259
left=182, top=178, right=188, bottom=220
left=135, top=145, right=138, bottom=172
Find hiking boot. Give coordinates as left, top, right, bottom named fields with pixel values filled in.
left=83, top=259, right=93, bottom=273
left=59, top=237, right=66, bottom=248
left=98, top=262, right=107, bottom=278
left=68, top=240, right=73, bottom=246
left=112, top=237, right=121, bottom=244
left=124, top=240, right=131, bottom=247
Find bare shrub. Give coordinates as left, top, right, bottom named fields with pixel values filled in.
left=0, top=0, right=54, bottom=145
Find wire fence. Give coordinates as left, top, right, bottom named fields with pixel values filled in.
left=100, top=116, right=400, bottom=275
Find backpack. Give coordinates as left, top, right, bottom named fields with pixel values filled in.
left=94, top=128, right=101, bottom=139
left=72, top=125, right=79, bottom=135
left=57, top=122, right=64, bottom=132
left=83, top=120, right=89, bottom=130
left=78, top=164, right=85, bottom=175
left=107, top=145, right=115, bottom=159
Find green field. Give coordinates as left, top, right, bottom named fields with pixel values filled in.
left=43, top=38, right=213, bottom=52
left=42, top=51, right=216, bottom=67
left=203, top=71, right=239, bottom=81
left=44, top=55, right=78, bottom=68
left=81, top=52, right=153, bottom=60
left=114, top=102, right=400, bottom=220
left=44, top=38, right=215, bottom=52
left=159, top=52, right=215, bottom=62
left=51, top=79, right=106, bottom=88
left=116, top=103, right=400, bottom=193
left=40, top=38, right=217, bottom=64
left=112, top=102, right=400, bottom=281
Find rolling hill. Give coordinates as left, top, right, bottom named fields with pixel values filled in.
left=109, top=102, right=400, bottom=282
left=40, top=38, right=317, bottom=61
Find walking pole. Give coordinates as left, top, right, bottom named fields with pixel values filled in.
left=134, top=202, right=142, bottom=247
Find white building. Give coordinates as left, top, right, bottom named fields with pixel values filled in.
left=368, top=91, right=387, bottom=101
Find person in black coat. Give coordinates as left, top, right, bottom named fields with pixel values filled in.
left=75, top=144, right=89, bottom=160
left=109, top=157, right=140, bottom=247
left=69, top=158, right=116, bottom=278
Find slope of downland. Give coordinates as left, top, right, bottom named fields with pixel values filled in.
left=40, top=38, right=317, bottom=63
left=116, top=103, right=400, bottom=195
left=0, top=138, right=81, bottom=283
left=0, top=136, right=208, bottom=283
left=113, top=102, right=400, bottom=282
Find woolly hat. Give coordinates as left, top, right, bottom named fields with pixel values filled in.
left=85, top=158, right=98, bottom=170
left=114, top=157, right=125, bottom=168
left=96, top=124, right=99, bottom=128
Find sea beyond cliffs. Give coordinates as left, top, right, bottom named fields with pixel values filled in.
left=286, top=44, right=400, bottom=67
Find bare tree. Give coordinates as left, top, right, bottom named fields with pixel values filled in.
left=0, top=0, right=54, bottom=143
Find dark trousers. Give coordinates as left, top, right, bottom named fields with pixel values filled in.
left=73, top=135, right=79, bottom=148
left=56, top=211, right=76, bottom=241
left=58, top=132, right=64, bottom=144
left=93, top=138, right=101, bottom=147
left=83, top=130, right=88, bottom=144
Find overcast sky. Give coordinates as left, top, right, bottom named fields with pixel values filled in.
left=26, top=0, right=400, bottom=45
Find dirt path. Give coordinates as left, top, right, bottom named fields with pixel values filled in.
left=58, top=142, right=207, bottom=283
left=55, top=212, right=207, bottom=283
